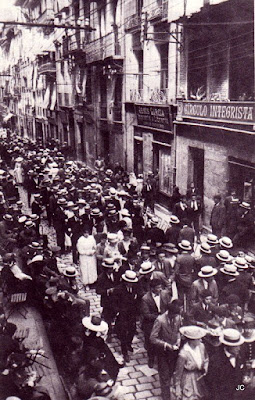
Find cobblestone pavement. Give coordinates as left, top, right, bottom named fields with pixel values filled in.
left=19, top=187, right=162, bottom=400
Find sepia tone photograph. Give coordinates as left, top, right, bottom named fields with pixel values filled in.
left=0, top=0, right=254, bottom=399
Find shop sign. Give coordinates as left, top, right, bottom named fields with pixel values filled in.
left=177, top=100, right=255, bottom=125
left=135, top=104, right=172, bottom=131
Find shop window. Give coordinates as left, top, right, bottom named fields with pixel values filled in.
left=159, top=148, right=171, bottom=196
left=188, top=39, right=207, bottom=100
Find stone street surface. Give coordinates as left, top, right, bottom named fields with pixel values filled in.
left=18, top=187, right=161, bottom=400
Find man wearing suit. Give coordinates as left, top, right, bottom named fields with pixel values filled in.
left=140, top=279, right=171, bottom=368
left=175, top=240, right=196, bottom=306
left=114, top=270, right=140, bottom=363
left=96, top=258, right=121, bottom=340
left=153, top=250, right=174, bottom=281
left=188, top=289, right=215, bottom=326
left=190, top=266, right=219, bottom=305
left=67, top=205, right=84, bottom=264
left=138, top=261, right=172, bottom=297
left=187, top=194, right=202, bottom=239
left=53, top=198, right=67, bottom=253
left=210, top=195, right=226, bottom=238
left=206, top=328, right=245, bottom=400
left=150, top=300, right=183, bottom=400
left=165, top=215, right=181, bottom=246
left=172, top=195, right=188, bottom=226
left=178, top=220, right=195, bottom=247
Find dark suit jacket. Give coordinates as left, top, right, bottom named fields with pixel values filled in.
left=153, top=259, right=173, bottom=280
left=140, top=290, right=171, bottom=335
left=165, top=225, right=181, bottom=246
left=206, top=346, right=244, bottom=400
left=150, top=312, right=182, bottom=352
left=172, top=202, right=188, bottom=222
left=96, top=271, right=121, bottom=309
left=210, top=202, right=226, bottom=230
left=188, top=301, right=215, bottom=325
left=178, top=226, right=195, bottom=245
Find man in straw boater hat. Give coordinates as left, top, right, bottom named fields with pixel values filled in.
left=140, top=278, right=172, bottom=368
left=114, top=270, right=140, bottom=363
left=234, top=201, right=254, bottom=249
left=207, top=328, right=246, bottom=399
left=219, top=264, right=249, bottom=309
left=175, top=240, right=196, bottom=310
left=165, top=215, right=181, bottom=247
left=150, top=299, right=183, bottom=400
left=96, top=258, right=121, bottom=341
left=190, top=266, right=218, bottom=305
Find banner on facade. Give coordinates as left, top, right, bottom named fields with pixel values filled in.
left=177, top=100, right=255, bottom=125
left=135, top=104, right=172, bottom=131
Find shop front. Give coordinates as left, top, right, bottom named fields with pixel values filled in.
left=175, top=100, right=255, bottom=227
left=133, top=104, right=174, bottom=203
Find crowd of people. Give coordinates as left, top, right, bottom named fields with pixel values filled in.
left=0, top=135, right=255, bottom=400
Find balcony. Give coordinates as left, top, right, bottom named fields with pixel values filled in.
left=128, top=88, right=169, bottom=104
left=125, top=14, right=142, bottom=31
left=62, top=36, right=85, bottom=57
left=37, top=8, right=54, bottom=24
left=147, top=0, right=168, bottom=21
left=112, top=103, right=122, bottom=122
left=38, top=62, right=56, bottom=75
left=85, top=32, right=122, bottom=64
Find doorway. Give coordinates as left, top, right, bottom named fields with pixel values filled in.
left=134, top=139, right=143, bottom=176
left=189, top=147, right=204, bottom=198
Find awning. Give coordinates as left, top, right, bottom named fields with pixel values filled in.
left=3, top=113, right=14, bottom=122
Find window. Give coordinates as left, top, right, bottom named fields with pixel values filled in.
left=158, top=43, right=168, bottom=91
left=229, top=28, right=254, bottom=101
left=188, top=39, right=207, bottom=100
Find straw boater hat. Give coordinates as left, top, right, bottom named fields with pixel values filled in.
left=18, top=216, right=27, bottom=224
left=216, top=250, right=231, bottom=263
left=163, top=243, right=178, bottom=254
left=3, top=214, right=13, bottom=222
left=91, top=207, right=101, bottom=216
left=207, top=234, right=219, bottom=245
left=240, top=202, right=251, bottom=210
left=198, top=266, right=217, bottom=278
left=82, top=315, right=108, bottom=332
left=107, top=233, right=118, bottom=243
left=220, top=264, right=239, bottom=276
left=234, top=257, right=248, bottom=270
left=63, top=266, right=78, bottom=278
left=169, top=215, right=180, bottom=224
left=219, top=236, right=233, bottom=249
left=140, top=245, right=150, bottom=252
left=180, top=326, right=207, bottom=340
left=245, top=255, right=255, bottom=268
left=102, top=258, right=115, bottom=268
left=242, top=316, right=255, bottom=343
left=121, top=208, right=131, bottom=217
left=139, top=261, right=155, bottom=275
left=122, top=270, right=138, bottom=283
left=25, top=220, right=35, bottom=228
left=200, top=242, right=212, bottom=254
left=29, top=242, right=43, bottom=250
left=219, top=328, right=245, bottom=346
left=178, top=240, right=192, bottom=251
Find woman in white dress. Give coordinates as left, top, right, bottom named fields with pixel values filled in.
left=77, top=227, right=97, bottom=290
left=173, top=326, right=209, bottom=400
left=13, top=157, right=24, bottom=185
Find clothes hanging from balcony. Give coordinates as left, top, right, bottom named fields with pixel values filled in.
left=50, top=84, right=57, bottom=111
left=43, top=85, right=50, bottom=109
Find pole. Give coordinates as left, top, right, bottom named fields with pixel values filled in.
left=0, top=21, right=95, bottom=30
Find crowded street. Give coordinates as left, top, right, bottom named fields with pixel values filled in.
left=0, top=0, right=255, bottom=400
